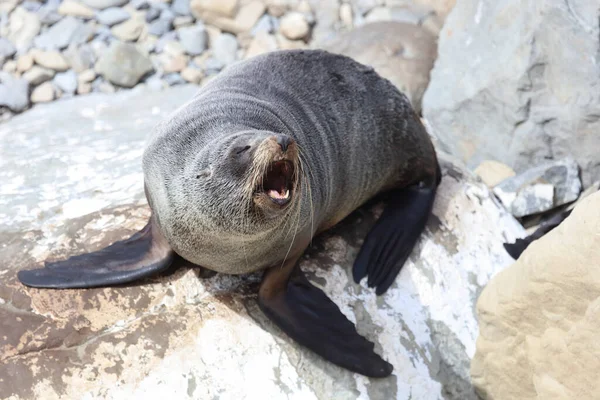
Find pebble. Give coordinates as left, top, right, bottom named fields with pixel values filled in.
left=8, top=7, right=41, bottom=52
left=53, top=70, right=78, bottom=94
left=98, top=81, right=116, bottom=93
left=180, top=66, right=203, bottom=83
left=0, top=72, right=29, bottom=111
left=30, top=81, right=55, bottom=103
left=111, top=16, right=146, bottom=41
left=149, top=17, right=173, bottom=36
left=339, top=3, right=353, bottom=28
left=146, top=75, right=167, bottom=90
left=22, top=66, right=56, bottom=85
left=16, top=53, right=34, bottom=72
left=212, top=33, right=238, bottom=65
left=58, top=0, right=95, bottom=18
left=163, top=40, right=185, bottom=56
left=145, top=8, right=161, bottom=22
left=234, top=1, right=267, bottom=33
left=2, top=60, right=16, bottom=73
left=279, top=12, right=309, bottom=40
left=172, top=0, right=190, bottom=16
left=63, top=44, right=96, bottom=73
left=203, top=56, right=224, bottom=74
left=21, top=1, right=42, bottom=12
left=33, top=50, right=70, bottom=71
left=95, top=41, right=154, bottom=87
left=77, top=81, right=92, bottom=94
left=130, top=0, right=150, bottom=10
left=251, top=14, right=276, bottom=36
left=34, top=17, right=87, bottom=50
left=159, top=52, right=189, bottom=73
left=81, top=0, right=128, bottom=10
left=190, top=0, right=238, bottom=18
left=0, top=38, right=16, bottom=60
left=177, top=24, right=208, bottom=56
left=245, top=31, right=277, bottom=58
left=164, top=72, right=186, bottom=85
left=78, top=69, right=97, bottom=83
left=154, top=31, right=178, bottom=53
left=96, top=7, right=131, bottom=26
left=364, top=7, right=392, bottom=23
left=173, top=16, right=194, bottom=28
left=0, top=0, right=18, bottom=13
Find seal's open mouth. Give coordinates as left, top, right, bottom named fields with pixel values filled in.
left=261, top=160, right=295, bottom=206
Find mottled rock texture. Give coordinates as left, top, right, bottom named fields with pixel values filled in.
left=472, top=191, right=600, bottom=400
left=0, top=87, right=523, bottom=399
left=423, top=0, right=600, bottom=187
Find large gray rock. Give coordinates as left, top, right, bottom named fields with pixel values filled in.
left=318, top=22, right=437, bottom=113
left=95, top=41, right=154, bottom=87
left=423, top=0, right=600, bottom=187
left=0, top=86, right=524, bottom=399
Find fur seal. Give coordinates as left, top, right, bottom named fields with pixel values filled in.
left=18, top=49, right=441, bottom=378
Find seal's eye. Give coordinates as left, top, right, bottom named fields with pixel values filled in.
left=235, top=145, right=251, bottom=155
left=262, top=160, right=294, bottom=206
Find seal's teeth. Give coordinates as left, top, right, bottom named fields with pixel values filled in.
left=268, top=189, right=290, bottom=200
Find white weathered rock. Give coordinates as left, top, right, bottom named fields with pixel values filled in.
left=171, top=0, right=190, bottom=16
left=78, top=68, right=97, bottom=83
left=0, top=86, right=524, bottom=399
left=34, top=17, right=91, bottom=50
left=472, top=191, right=600, bottom=400
left=177, top=24, right=208, bottom=56
left=493, top=157, right=582, bottom=218
left=339, top=3, right=353, bottom=28
left=0, top=38, right=16, bottom=61
left=96, top=7, right=131, bottom=26
left=63, top=44, right=96, bottom=73
left=364, top=6, right=392, bottom=22
left=33, top=50, right=70, bottom=72
left=279, top=11, right=309, bottom=40
left=234, top=1, right=266, bottom=32
left=158, top=52, right=189, bottom=73
left=2, top=61, right=17, bottom=73
left=172, top=15, right=194, bottom=28
left=0, top=72, right=29, bottom=112
left=53, top=70, right=78, bottom=95
left=111, top=15, right=146, bottom=41
left=180, top=66, right=203, bottom=83
left=212, top=33, right=238, bottom=65
left=318, top=22, right=437, bottom=113
left=190, top=0, right=238, bottom=18
left=30, top=81, right=55, bottom=103
left=95, top=41, right=154, bottom=87
left=58, top=0, right=95, bottom=18
left=7, top=7, right=41, bottom=52
left=81, top=0, right=128, bottom=9
left=474, top=160, right=516, bottom=188
left=16, top=53, right=34, bottom=73
left=245, top=31, right=278, bottom=59
left=22, top=66, right=55, bottom=85
left=77, top=81, right=92, bottom=94
left=423, top=0, right=600, bottom=187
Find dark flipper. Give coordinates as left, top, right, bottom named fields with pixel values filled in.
left=503, top=209, right=573, bottom=259
left=18, top=216, right=175, bottom=289
left=353, top=179, right=438, bottom=295
left=258, top=258, right=393, bottom=377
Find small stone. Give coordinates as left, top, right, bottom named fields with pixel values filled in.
left=475, top=160, right=516, bottom=188
left=0, top=72, right=29, bottom=111
left=33, top=50, right=70, bottom=71
left=173, top=16, right=194, bottom=28
left=163, top=72, right=185, bottom=86
left=2, top=60, right=17, bottom=73
left=296, top=0, right=311, bottom=13
left=494, top=157, right=582, bottom=218
left=212, top=33, right=238, bottom=65
left=162, top=40, right=185, bottom=56
left=0, top=38, right=16, bottom=60
left=148, top=18, right=172, bottom=36
left=154, top=31, right=178, bottom=53
left=34, top=17, right=89, bottom=50
left=159, top=53, right=189, bottom=73
left=0, top=0, right=18, bottom=13
left=339, top=3, right=353, bottom=28
left=30, top=81, right=55, bottom=103
left=111, top=16, right=146, bottom=41
left=354, top=0, right=378, bottom=16
left=275, top=33, right=305, bottom=50
left=58, top=0, right=95, bottom=18
left=145, top=7, right=160, bottom=22
left=53, top=70, right=78, bottom=94
left=251, top=14, right=276, bottom=36
left=190, top=0, right=238, bottom=18
left=21, top=1, right=42, bottom=12
left=181, top=66, right=203, bottom=83
left=138, top=34, right=158, bottom=53
left=78, top=69, right=96, bottom=83
left=177, top=24, right=207, bottom=56
left=203, top=56, right=224, bottom=74
left=81, top=0, right=128, bottom=10
left=245, top=31, right=277, bottom=59
left=146, top=76, right=167, bottom=90
left=16, top=53, right=34, bottom=72
left=98, top=81, right=116, bottom=93
left=266, top=0, right=286, bottom=17
left=279, top=12, right=309, bottom=40
left=171, top=0, right=190, bottom=16
left=364, top=7, right=392, bottom=23
left=95, top=41, right=154, bottom=87
left=96, top=7, right=131, bottom=26
left=130, top=0, right=150, bottom=10
left=63, top=44, right=96, bottom=73
left=390, top=7, right=424, bottom=25
left=234, top=1, right=266, bottom=32
left=77, top=81, right=92, bottom=94
left=22, top=66, right=55, bottom=85
left=8, top=7, right=41, bottom=52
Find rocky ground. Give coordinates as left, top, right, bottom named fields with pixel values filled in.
left=0, top=0, right=452, bottom=120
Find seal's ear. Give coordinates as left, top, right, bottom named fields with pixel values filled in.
left=18, top=215, right=175, bottom=289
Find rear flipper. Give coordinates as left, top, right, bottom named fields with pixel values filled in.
left=18, top=215, right=175, bottom=289
left=259, top=259, right=393, bottom=377
left=503, top=209, right=573, bottom=259
left=353, top=177, right=438, bottom=295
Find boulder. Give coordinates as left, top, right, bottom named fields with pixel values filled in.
left=95, top=41, right=154, bottom=87
left=0, top=86, right=524, bottom=399
left=423, top=0, right=600, bottom=188
left=318, top=22, right=437, bottom=113
left=471, top=191, right=600, bottom=399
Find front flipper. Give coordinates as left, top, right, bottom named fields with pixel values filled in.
left=258, top=258, right=393, bottom=377
left=353, top=180, right=438, bottom=295
left=18, top=215, right=175, bottom=289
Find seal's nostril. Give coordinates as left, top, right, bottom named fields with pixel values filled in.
left=276, top=136, right=291, bottom=152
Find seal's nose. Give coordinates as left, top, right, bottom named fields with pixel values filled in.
left=276, top=135, right=292, bottom=152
